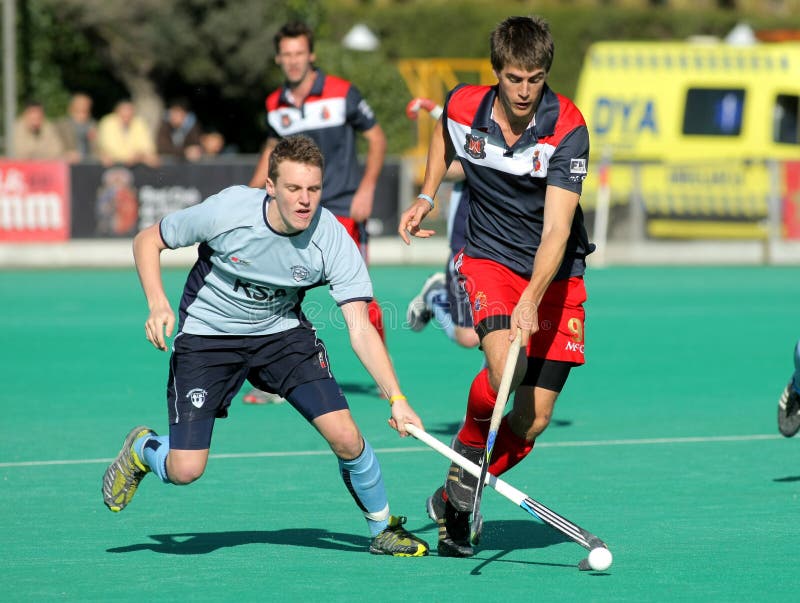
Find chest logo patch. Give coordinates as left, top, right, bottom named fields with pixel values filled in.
left=281, top=113, right=292, bottom=128
left=464, top=133, right=487, bottom=159
left=291, top=265, right=310, bottom=282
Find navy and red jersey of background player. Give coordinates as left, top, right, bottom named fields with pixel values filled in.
left=263, top=68, right=377, bottom=218
left=444, top=83, right=592, bottom=280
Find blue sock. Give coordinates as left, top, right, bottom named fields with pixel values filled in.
left=427, top=289, right=456, bottom=342
left=134, top=434, right=171, bottom=483
left=793, top=340, right=800, bottom=394
left=339, top=439, right=390, bottom=536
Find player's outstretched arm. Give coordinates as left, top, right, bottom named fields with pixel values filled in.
left=340, top=300, right=424, bottom=436
left=133, top=224, right=175, bottom=351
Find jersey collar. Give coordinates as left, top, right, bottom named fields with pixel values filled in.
left=279, top=68, right=326, bottom=106
left=472, top=83, right=559, bottom=141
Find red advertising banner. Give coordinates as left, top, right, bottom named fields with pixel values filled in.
left=0, top=160, right=70, bottom=242
left=784, top=161, right=800, bottom=240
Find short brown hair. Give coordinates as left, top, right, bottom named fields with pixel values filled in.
left=274, top=21, right=314, bottom=54
left=268, top=135, right=324, bottom=183
left=490, top=16, right=554, bottom=73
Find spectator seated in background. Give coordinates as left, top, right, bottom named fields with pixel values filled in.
left=97, top=99, right=159, bottom=168
left=55, top=92, right=98, bottom=163
left=156, top=99, right=204, bottom=162
left=200, top=130, right=226, bottom=157
left=11, top=100, right=65, bottom=160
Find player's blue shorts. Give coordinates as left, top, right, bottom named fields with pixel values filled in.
left=166, top=326, right=348, bottom=449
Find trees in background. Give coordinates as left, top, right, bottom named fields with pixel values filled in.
left=8, top=0, right=789, bottom=154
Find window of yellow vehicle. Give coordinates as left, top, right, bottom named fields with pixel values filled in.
left=682, top=88, right=745, bottom=136
left=774, top=94, right=799, bottom=144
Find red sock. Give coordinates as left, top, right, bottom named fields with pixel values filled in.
left=458, top=368, right=497, bottom=448
left=488, top=417, right=535, bottom=476
left=367, top=299, right=385, bottom=342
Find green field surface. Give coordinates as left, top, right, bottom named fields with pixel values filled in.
left=1, top=265, right=799, bottom=602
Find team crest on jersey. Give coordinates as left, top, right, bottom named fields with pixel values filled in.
left=318, top=351, right=327, bottom=369
left=321, top=106, right=330, bottom=120
left=464, top=134, right=487, bottom=159
left=532, top=150, right=542, bottom=172
left=281, top=113, right=292, bottom=128
left=474, top=291, right=488, bottom=312
left=186, top=388, right=208, bottom=409
left=291, top=265, right=310, bottom=282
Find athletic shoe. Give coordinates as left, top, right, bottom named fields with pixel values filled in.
left=778, top=382, right=800, bottom=437
left=243, top=387, right=286, bottom=404
left=369, top=515, right=429, bottom=556
left=406, top=272, right=446, bottom=332
left=102, top=426, right=155, bottom=512
left=426, top=486, right=474, bottom=557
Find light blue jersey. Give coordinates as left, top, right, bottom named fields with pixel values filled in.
left=159, top=185, right=373, bottom=336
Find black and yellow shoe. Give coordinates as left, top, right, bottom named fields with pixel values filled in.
left=369, top=515, right=429, bottom=556
left=102, top=426, right=155, bottom=512
left=426, top=486, right=474, bottom=557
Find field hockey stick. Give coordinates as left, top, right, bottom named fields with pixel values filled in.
left=470, top=329, right=523, bottom=545
left=406, top=423, right=610, bottom=568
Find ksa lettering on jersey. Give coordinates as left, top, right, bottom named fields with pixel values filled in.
left=159, top=185, right=373, bottom=336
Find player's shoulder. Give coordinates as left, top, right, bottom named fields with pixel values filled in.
left=320, top=73, right=353, bottom=97
left=211, top=185, right=263, bottom=204
left=201, top=185, right=263, bottom=218
left=265, top=88, right=283, bottom=111
left=447, top=84, right=492, bottom=124
left=314, top=206, right=343, bottom=233
left=554, top=93, right=587, bottom=130
left=310, top=208, right=350, bottom=246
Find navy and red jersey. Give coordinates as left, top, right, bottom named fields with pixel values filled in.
left=264, top=69, right=377, bottom=217
left=444, top=83, right=591, bottom=279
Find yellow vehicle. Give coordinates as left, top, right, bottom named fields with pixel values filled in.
left=573, top=40, right=800, bottom=238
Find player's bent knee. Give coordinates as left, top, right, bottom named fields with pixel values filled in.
left=167, top=465, right=205, bottom=485
left=529, top=414, right=552, bottom=439
left=455, top=328, right=480, bottom=348
left=329, top=430, right=364, bottom=460
left=316, top=413, right=363, bottom=459
left=166, top=452, right=208, bottom=484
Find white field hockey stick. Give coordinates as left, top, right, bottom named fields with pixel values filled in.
left=470, top=329, right=523, bottom=544
left=406, top=423, right=610, bottom=568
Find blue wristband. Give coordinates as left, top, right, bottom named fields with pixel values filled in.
left=417, top=193, right=435, bottom=208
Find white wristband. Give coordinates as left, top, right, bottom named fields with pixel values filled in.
left=417, top=193, right=434, bottom=208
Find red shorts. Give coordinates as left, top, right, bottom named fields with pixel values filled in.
left=335, top=216, right=368, bottom=262
left=456, top=253, right=587, bottom=364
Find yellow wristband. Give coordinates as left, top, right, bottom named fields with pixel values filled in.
left=389, top=395, right=407, bottom=406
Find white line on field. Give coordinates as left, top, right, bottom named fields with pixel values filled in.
left=0, top=433, right=782, bottom=469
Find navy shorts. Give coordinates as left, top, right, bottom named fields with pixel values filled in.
left=166, top=326, right=348, bottom=449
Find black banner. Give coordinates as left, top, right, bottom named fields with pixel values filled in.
left=70, top=160, right=400, bottom=238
